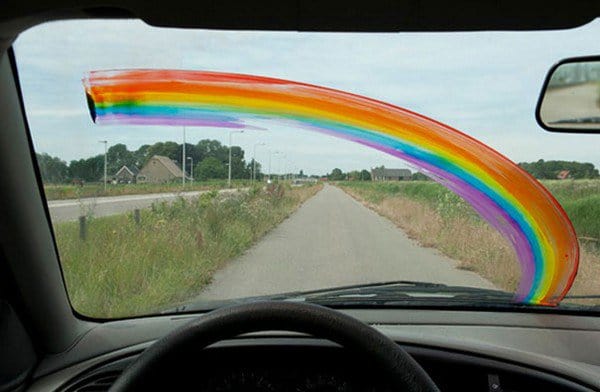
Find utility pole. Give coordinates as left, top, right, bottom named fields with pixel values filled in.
left=99, top=140, right=107, bottom=192
left=228, top=130, right=244, bottom=187
left=182, top=126, right=186, bottom=187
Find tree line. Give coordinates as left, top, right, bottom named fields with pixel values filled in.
left=36, top=139, right=263, bottom=183
left=326, top=160, right=600, bottom=182
left=519, top=160, right=599, bottom=179
left=326, top=167, right=430, bottom=181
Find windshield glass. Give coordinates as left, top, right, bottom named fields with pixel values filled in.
left=14, top=20, right=600, bottom=318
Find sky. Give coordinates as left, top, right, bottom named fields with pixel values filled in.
left=12, top=19, right=600, bottom=175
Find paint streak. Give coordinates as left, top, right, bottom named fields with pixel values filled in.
left=83, top=69, right=579, bottom=305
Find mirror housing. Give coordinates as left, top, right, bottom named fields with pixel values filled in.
left=536, top=56, right=600, bottom=133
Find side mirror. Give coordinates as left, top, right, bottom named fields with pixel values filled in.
left=536, top=56, right=600, bottom=133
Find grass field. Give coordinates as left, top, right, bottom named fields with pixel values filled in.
left=44, top=179, right=253, bottom=200
left=55, top=183, right=322, bottom=318
left=339, top=179, right=600, bottom=304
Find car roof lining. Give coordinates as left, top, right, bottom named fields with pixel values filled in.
left=1, top=0, right=600, bottom=40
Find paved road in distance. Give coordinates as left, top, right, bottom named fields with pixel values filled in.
left=197, top=184, right=495, bottom=301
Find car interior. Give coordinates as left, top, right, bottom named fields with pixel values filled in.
left=1, top=1, right=600, bottom=391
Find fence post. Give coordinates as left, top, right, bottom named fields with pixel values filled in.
left=134, top=209, right=141, bottom=226
left=79, top=216, right=86, bottom=241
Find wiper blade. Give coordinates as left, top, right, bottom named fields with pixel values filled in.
left=564, top=294, right=600, bottom=299
left=165, top=280, right=579, bottom=315
left=161, top=281, right=469, bottom=314
left=287, top=280, right=517, bottom=306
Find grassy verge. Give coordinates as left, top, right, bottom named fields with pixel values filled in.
left=338, top=180, right=600, bottom=302
left=44, top=179, right=252, bottom=200
left=55, top=183, right=322, bottom=318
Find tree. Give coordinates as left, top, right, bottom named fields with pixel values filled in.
left=69, top=155, right=104, bottom=182
left=347, top=170, right=360, bottom=180
left=36, top=153, right=69, bottom=183
left=359, top=169, right=372, bottom=181
left=177, top=143, right=199, bottom=167
left=229, top=146, right=248, bottom=179
left=145, top=141, right=179, bottom=164
left=196, top=157, right=227, bottom=180
left=196, top=139, right=228, bottom=162
left=411, top=172, right=430, bottom=181
left=107, top=143, right=136, bottom=174
left=329, top=168, right=345, bottom=181
left=134, top=144, right=151, bottom=167
left=247, top=159, right=263, bottom=180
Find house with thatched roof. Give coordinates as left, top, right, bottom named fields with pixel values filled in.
left=136, top=155, right=186, bottom=183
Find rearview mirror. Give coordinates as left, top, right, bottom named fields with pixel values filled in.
left=536, top=56, right=600, bottom=133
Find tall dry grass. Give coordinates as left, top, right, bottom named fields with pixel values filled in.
left=346, top=190, right=521, bottom=291
left=55, top=183, right=322, bottom=318
left=342, top=183, right=600, bottom=304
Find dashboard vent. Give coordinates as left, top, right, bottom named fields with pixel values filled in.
left=63, top=370, right=121, bottom=392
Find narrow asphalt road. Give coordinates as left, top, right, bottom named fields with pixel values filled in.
left=197, top=184, right=494, bottom=301
left=48, top=188, right=243, bottom=222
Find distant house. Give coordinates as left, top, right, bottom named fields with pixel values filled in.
left=371, top=167, right=411, bottom=181
left=137, top=155, right=186, bottom=183
left=113, top=165, right=139, bottom=184
left=557, top=170, right=571, bottom=180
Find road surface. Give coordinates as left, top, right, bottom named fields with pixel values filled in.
left=197, top=184, right=494, bottom=300
left=48, top=188, right=243, bottom=222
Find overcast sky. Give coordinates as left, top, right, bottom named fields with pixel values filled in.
left=13, top=19, right=600, bottom=175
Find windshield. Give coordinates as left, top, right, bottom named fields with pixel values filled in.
left=14, top=20, right=600, bottom=318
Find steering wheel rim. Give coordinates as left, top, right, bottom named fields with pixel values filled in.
left=109, top=301, right=439, bottom=391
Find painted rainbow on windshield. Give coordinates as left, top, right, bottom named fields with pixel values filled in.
left=82, top=69, right=579, bottom=305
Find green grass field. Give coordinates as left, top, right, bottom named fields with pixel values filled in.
left=55, top=183, right=322, bottom=318
left=44, top=179, right=253, bottom=200
left=339, top=179, right=600, bottom=244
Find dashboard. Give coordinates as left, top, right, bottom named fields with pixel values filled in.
left=53, top=340, right=595, bottom=391
left=27, top=309, right=600, bottom=391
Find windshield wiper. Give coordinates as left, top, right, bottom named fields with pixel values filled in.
left=164, top=281, right=526, bottom=314
left=166, top=280, right=600, bottom=314
left=287, top=280, right=518, bottom=307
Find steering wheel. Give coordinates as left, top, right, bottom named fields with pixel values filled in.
left=109, top=301, right=439, bottom=391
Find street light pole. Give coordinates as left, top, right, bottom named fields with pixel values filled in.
left=187, top=157, right=193, bottom=182
left=99, top=140, right=107, bottom=192
left=228, top=130, right=244, bottom=188
left=253, top=142, right=265, bottom=182
left=182, top=126, right=186, bottom=187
